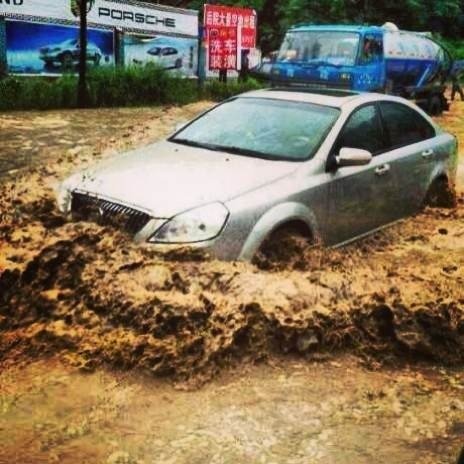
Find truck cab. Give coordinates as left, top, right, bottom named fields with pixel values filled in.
left=271, top=25, right=386, bottom=91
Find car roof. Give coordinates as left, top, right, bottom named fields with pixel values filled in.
left=288, top=24, right=383, bottom=34
left=240, top=88, right=385, bottom=108
left=238, top=88, right=440, bottom=131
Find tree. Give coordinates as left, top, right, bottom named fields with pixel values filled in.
left=75, top=0, right=94, bottom=107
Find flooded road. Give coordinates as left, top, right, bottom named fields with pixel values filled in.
left=1, top=357, right=463, bottom=464
left=0, top=99, right=463, bottom=463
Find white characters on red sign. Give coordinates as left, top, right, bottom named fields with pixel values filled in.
left=224, top=39, right=236, bottom=54
left=249, top=15, right=256, bottom=29
left=226, top=54, right=236, bottom=69
left=210, top=39, right=222, bottom=54
left=206, top=11, right=213, bottom=26
left=210, top=55, right=223, bottom=69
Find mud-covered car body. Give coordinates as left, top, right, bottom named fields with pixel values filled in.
left=57, top=89, right=458, bottom=261
left=39, top=39, right=102, bottom=66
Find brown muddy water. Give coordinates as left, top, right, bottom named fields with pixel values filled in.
left=0, top=100, right=463, bottom=463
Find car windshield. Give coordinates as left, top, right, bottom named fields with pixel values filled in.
left=278, top=31, right=360, bottom=66
left=170, top=97, right=340, bottom=161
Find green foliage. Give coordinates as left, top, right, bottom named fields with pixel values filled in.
left=85, top=65, right=198, bottom=107
left=0, top=75, right=75, bottom=111
left=436, top=37, right=464, bottom=59
left=202, top=77, right=262, bottom=101
left=0, top=66, right=263, bottom=111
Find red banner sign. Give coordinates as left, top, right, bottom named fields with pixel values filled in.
left=204, top=4, right=257, bottom=70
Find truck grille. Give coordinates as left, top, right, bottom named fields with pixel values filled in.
left=71, top=192, right=151, bottom=235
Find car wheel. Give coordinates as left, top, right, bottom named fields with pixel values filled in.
left=253, top=222, right=313, bottom=271
left=175, top=58, right=183, bottom=69
left=60, top=51, right=73, bottom=69
left=424, top=177, right=456, bottom=208
left=94, top=54, right=101, bottom=66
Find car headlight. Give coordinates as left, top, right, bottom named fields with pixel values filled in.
left=149, top=203, right=229, bottom=244
left=55, top=172, right=82, bottom=213
left=56, top=182, right=72, bottom=213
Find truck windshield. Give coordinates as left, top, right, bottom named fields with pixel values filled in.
left=277, top=31, right=360, bottom=66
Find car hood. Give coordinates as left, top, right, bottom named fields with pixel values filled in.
left=67, top=141, right=298, bottom=218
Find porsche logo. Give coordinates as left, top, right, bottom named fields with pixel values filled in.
left=71, top=0, right=96, bottom=17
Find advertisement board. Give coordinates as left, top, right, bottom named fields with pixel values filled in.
left=5, top=20, right=114, bottom=74
left=123, top=34, right=198, bottom=77
left=0, top=0, right=198, bottom=37
left=203, top=4, right=256, bottom=71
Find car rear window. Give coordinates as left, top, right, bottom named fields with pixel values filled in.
left=379, top=102, right=436, bottom=149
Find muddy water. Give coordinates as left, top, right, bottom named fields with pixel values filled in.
left=0, top=100, right=464, bottom=463
left=1, top=357, right=463, bottom=464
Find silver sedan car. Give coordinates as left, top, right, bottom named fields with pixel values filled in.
left=57, top=89, right=458, bottom=260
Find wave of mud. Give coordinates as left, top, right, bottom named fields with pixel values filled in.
left=1, top=102, right=463, bottom=384
left=1, top=190, right=464, bottom=384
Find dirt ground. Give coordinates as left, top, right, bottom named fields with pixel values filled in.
left=0, top=99, right=463, bottom=463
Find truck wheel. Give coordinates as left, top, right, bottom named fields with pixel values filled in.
left=427, top=95, right=442, bottom=116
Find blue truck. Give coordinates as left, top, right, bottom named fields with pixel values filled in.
left=270, top=23, right=453, bottom=114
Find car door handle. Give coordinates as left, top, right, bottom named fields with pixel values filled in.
left=422, top=149, right=434, bottom=159
left=375, top=164, right=390, bottom=176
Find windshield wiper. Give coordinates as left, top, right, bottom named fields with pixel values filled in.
left=171, top=138, right=222, bottom=152
left=219, top=145, right=292, bottom=162
left=172, top=139, right=293, bottom=162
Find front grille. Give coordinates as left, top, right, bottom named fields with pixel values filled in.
left=71, top=192, right=151, bottom=235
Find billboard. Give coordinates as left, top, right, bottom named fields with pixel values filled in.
left=5, top=20, right=114, bottom=74
left=123, top=34, right=198, bottom=77
left=203, top=4, right=257, bottom=71
left=0, top=0, right=198, bottom=37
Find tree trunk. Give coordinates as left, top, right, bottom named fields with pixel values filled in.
left=77, top=0, right=88, bottom=107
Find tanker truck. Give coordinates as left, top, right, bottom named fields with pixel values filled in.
left=270, top=23, right=453, bottom=114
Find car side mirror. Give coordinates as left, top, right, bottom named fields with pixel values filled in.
left=336, top=147, right=372, bottom=167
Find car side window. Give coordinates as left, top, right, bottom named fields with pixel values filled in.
left=333, top=104, right=386, bottom=156
left=379, top=102, right=436, bottom=149
left=164, top=48, right=177, bottom=56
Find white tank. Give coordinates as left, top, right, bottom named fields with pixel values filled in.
left=384, top=29, right=443, bottom=61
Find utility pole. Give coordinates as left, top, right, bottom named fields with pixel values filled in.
left=77, top=0, right=89, bottom=107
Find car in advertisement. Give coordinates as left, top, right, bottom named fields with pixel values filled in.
left=5, top=20, right=114, bottom=74
left=39, top=38, right=103, bottom=68
left=123, top=35, right=198, bottom=76
left=146, top=45, right=183, bottom=69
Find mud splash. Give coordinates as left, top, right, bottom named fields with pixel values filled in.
left=1, top=101, right=463, bottom=385
left=1, top=199, right=464, bottom=383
